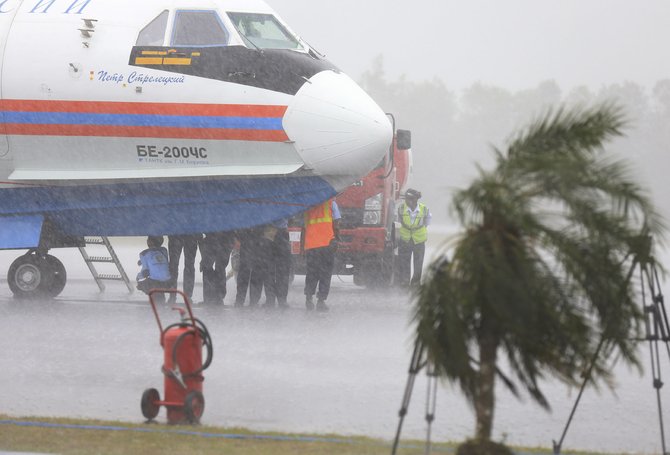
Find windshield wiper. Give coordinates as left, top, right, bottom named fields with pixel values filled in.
left=302, top=39, right=325, bottom=59
left=230, top=22, right=263, bottom=53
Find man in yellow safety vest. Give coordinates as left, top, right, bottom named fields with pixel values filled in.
left=301, top=198, right=341, bottom=311
left=396, top=188, right=431, bottom=288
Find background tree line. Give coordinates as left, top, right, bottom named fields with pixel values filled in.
left=360, top=58, right=668, bottom=453
left=360, top=56, right=670, bottom=224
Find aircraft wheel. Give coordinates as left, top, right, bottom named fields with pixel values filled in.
left=141, top=388, right=161, bottom=421
left=183, top=390, right=205, bottom=424
left=7, top=254, right=51, bottom=299
left=43, top=255, right=67, bottom=298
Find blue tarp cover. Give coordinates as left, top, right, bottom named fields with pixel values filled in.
left=0, top=214, right=43, bottom=249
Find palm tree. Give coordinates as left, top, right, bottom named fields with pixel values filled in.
left=414, top=104, right=665, bottom=453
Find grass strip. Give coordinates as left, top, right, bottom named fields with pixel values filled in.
left=0, top=415, right=623, bottom=454
left=0, top=415, right=455, bottom=454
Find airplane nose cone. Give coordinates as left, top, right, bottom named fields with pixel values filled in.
left=283, top=70, right=392, bottom=187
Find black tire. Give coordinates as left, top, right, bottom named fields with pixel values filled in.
left=356, top=225, right=396, bottom=289
left=43, top=255, right=67, bottom=298
left=7, top=254, right=51, bottom=299
left=353, top=261, right=378, bottom=287
left=141, top=388, right=161, bottom=420
left=183, top=390, right=205, bottom=424
left=383, top=224, right=397, bottom=286
left=355, top=247, right=394, bottom=289
left=379, top=241, right=395, bottom=286
left=353, top=269, right=364, bottom=286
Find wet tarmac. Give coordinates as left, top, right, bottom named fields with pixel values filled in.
left=0, top=239, right=667, bottom=454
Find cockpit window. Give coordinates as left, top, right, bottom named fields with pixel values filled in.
left=136, top=10, right=168, bottom=46
left=227, top=12, right=304, bottom=50
left=171, top=10, right=229, bottom=46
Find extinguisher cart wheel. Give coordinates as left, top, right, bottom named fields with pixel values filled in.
left=141, top=388, right=161, bottom=421
left=184, top=390, right=205, bottom=424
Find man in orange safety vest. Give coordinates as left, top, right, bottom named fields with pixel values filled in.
left=301, top=198, right=341, bottom=311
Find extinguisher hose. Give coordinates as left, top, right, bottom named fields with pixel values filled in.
left=164, top=318, right=213, bottom=378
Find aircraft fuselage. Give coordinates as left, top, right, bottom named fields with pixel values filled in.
left=0, top=0, right=392, bottom=236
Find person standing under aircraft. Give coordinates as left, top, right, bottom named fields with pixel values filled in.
left=234, top=226, right=262, bottom=307
left=302, top=199, right=341, bottom=311
left=200, top=231, right=234, bottom=305
left=265, top=217, right=291, bottom=309
left=250, top=223, right=276, bottom=307
left=396, top=188, right=431, bottom=288
left=236, top=221, right=290, bottom=309
left=167, top=233, right=201, bottom=304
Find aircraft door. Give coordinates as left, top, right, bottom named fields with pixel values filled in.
left=0, top=88, right=7, bottom=157
left=0, top=122, right=7, bottom=158
left=0, top=7, right=17, bottom=159
left=0, top=118, right=7, bottom=155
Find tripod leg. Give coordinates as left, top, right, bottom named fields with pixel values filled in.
left=645, top=262, right=669, bottom=454
left=649, top=337, right=668, bottom=455
left=651, top=266, right=668, bottom=336
left=424, top=364, right=438, bottom=455
left=552, top=336, right=606, bottom=454
left=392, top=340, right=425, bottom=455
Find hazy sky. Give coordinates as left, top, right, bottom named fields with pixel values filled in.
left=271, top=0, right=670, bottom=92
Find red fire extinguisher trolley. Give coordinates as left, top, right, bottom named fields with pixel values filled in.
left=141, top=289, right=213, bottom=424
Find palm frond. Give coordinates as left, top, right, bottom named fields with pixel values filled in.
left=414, top=102, right=667, bottom=421
left=506, top=103, right=626, bottom=161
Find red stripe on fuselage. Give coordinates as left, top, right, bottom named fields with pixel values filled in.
left=4, top=124, right=289, bottom=142
left=0, top=99, right=288, bottom=117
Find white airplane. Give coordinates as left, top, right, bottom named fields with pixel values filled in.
left=0, top=0, right=392, bottom=298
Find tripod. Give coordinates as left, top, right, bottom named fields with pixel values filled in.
left=391, top=340, right=439, bottom=455
left=639, top=254, right=670, bottom=454
left=553, top=248, right=669, bottom=454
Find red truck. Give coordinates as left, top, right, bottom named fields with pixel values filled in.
left=289, top=122, right=412, bottom=287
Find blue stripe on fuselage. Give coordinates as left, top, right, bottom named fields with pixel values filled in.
left=2, top=112, right=284, bottom=130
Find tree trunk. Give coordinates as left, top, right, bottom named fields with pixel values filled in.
left=474, top=328, right=499, bottom=441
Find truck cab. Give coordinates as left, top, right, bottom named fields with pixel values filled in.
left=289, top=124, right=412, bottom=287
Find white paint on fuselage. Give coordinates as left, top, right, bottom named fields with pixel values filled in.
left=1, top=0, right=305, bottom=102
left=8, top=135, right=303, bottom=180
left=0, top=0, right=392, bottom=194
left=0, top=0, right=304, bottom=185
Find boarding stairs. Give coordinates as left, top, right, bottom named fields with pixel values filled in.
left=78, top=236, right=133, bottom=293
